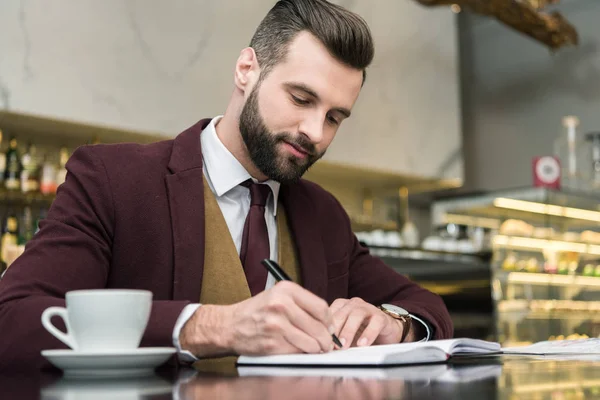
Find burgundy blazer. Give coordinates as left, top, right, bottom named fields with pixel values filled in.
left=0, top=119, right=453, bottom=369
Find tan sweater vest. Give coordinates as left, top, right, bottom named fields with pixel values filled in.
left=193, top=177, right=302, bottom=372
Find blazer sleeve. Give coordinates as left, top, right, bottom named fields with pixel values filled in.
left=0, top=146, right=189, bottom=370
left=347, top=234, right=454, bottom=339
left=330, top=197, right=454, bottom=340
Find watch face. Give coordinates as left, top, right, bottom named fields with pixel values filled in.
left=381, top=304, right=409, bottom=316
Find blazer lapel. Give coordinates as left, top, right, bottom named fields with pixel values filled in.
left=166, top=119, right=211, bottom=301
left=280, top=183, right=328, bottom=300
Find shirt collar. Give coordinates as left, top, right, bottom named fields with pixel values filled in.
left=201, top=116, right=281, bottom=215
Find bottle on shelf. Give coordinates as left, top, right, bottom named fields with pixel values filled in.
left=584, top=131, right=600, bottom=189
left=0, top=129, right=6, bottom=183
left=398, top=187, right=419, bottom=248
left=20, top=142, right=40, bottom=194
left=554, top=115, right=585, bottom=190
left=39, top=154, right=58, bottom=195
left=0, top=212, right=19, bottom=271
left=18, top=206, right=34, bottom=245
left=4, top=137, right=22, bottom=191
left=55, top=147, right=69, bottom=188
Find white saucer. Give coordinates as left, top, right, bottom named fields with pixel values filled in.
left=41, top=347, right=176, bottom=378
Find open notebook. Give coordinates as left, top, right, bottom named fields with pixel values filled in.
left=503, top=338, right=600, bottom=356
left=237, top=338, right=501, bottom=367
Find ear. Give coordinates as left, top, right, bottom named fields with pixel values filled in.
left=234, top=47, right=260, bottom=94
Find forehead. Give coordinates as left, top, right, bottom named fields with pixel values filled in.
left=265, top=31, right=363, bottom=108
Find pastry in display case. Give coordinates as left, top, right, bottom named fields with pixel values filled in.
left=431, top=187, right=600, bottom=346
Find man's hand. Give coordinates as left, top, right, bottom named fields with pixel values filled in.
left=330, top=298, right=415, bottom=349
left=179, top=281, right=336, bottom=357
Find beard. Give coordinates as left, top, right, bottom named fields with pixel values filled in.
left=239, top=84, right=324, bottom=184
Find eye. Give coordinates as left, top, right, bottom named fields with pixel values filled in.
left=326, top=114, right=340, bottom=126
left=291, top=95, right=309, bottom=106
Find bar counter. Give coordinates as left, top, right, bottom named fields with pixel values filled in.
left=3, top=355, right=600, bottom=399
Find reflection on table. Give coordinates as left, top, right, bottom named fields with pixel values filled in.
left=3, top=355, right=600, bottom=399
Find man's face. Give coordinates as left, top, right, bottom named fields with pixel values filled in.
left=239, top=31, right=363, bottom=184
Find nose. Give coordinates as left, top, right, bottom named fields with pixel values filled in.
left=298, top=113, right=325, bottom=145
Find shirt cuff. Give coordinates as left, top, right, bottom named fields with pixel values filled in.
left=172, top=303, right=202, bottom=363
left=410, top=314, right=433, bottom=342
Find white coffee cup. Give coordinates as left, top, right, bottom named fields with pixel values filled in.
left=41, top=289, right=152, bottom=352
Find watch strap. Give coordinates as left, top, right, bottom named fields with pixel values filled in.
left=398, top=315, right=411, bottom=342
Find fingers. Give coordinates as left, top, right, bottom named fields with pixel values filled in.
left=331, top=298, right=366, bottom=348
left=331, top=300, right=352, bottom=345
left=282, top=301, right=334, bottom=353
left=279, top=318, right=331, bottom=354
left=354, top=313, right=387, bottom=347
left=331, top=298, right=390, bottom=349
left=279, top=282, right=334, bottom=332
left=338, top=307, right=369, bottom=348
left=262, top=282, right=334, bottom=353
left=259, top=313, right=327, bottom=355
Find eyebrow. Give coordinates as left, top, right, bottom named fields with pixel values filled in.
left=284, top=82, right=352, bottom=118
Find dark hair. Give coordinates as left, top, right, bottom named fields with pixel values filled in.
left=249, top=0, right=374, bottom=83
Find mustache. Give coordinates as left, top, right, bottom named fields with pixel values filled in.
left=274, top=133, right=317, bottom=157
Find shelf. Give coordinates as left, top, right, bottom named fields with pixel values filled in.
left=367, top=245, right=491, bottom=264
left=493, top=235, right=600, bottom=256
left=350, top=218, right=398, bottom=232
left=0, top=189, right=55, bottom=206
left=303, top=160, right=462, bottom=196
left=432, top=186, right=600, bottom=229
left=0, top=110, right=166, bottom=146
left=498, top=271, right=600, bottom=288
left=498, top=299, right=600, bottom=316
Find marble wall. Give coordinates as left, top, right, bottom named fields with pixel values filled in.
left=0, top=0, right=461, bottom=182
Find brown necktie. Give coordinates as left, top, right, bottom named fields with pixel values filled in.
left=240, top=180, right=271, bottom=296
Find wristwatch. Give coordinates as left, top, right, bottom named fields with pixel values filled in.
left=379, top=304, right=412, bottom=342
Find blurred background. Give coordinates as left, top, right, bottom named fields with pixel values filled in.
left=1, top=0, right=600, bottom=350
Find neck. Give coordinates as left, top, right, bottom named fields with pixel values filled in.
left=215, top=110, right=269, bottom=182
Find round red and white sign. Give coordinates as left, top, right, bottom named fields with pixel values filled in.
left=535, top=156, right=561, bottom=184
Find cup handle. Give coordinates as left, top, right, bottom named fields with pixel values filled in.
left=41, top=307, right=77, bottom=350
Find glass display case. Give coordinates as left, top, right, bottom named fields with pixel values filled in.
left=432, top=187, right=600, bottom=346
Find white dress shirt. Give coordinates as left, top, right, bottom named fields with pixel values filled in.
left=172, top=116, right=280, bottom=362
